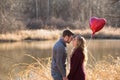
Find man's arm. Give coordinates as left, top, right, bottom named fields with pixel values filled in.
left=56, top=45, right=66, bottom=77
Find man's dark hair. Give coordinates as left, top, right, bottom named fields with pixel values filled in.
left=62, top=29, right=74, bottom=37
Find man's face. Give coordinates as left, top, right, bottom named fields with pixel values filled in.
left=65, top=35, right=73, bottom=44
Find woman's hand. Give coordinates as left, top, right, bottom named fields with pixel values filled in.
left=63, top=77, right=68, bottom=80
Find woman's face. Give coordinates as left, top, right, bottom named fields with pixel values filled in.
left=72, top=37, right=78, bottom=47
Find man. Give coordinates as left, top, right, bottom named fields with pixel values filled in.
left=51, top=29, right=74, bottom=80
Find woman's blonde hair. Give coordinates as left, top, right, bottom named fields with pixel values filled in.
left=74, top=34, right=88, bottom=65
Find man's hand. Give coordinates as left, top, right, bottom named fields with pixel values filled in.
left=63, top=77, right=68, bottom=80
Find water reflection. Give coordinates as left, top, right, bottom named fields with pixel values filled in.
left=0, top=40, right=55, bottom=80
left=87, top=39, right=120, bottom=60
left=0, top=39, right=120, bottom=80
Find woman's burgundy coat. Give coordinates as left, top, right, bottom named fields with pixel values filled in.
left=68, top=47, right=85, bottom=80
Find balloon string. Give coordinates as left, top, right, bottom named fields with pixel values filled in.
left=86, top=34, right=92, bottom=47
left=86, top=34, right=96, bottom=64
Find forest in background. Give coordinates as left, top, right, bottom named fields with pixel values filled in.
left=0, top=0, right=120, bottom=33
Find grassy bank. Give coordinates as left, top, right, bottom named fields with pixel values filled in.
left=0, top=27, right=120, bottom=42
left=8, top=54, right=120, bottom=80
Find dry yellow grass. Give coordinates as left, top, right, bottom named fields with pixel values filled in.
left=0, top=27, right=120, bottom=42
left=73, top=27, right=120, bottom=39
left=0, top=29, right=60, bottom=42
left=8, top=54, right=53, bottom=80
left=86, top=56, right=120, bottom=80
left=8, top=54, right=120, bottom=80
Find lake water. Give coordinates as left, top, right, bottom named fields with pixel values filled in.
left=0, top=39, right=120, bottom=80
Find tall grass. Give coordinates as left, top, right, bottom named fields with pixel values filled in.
left=8, top=54, right=120, bottom=80
left=86, top=56, right=120, bottom=80
left=0, top=29, right=60, bottom=42
left=0, top=27, right=120, bottom=42
left=8, top=54, right=53, bottom=80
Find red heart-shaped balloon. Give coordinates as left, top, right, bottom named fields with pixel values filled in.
left=89, top=17, right=106, bottom=36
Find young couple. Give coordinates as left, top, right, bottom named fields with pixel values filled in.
left=51, top=29, right=87, bottom=80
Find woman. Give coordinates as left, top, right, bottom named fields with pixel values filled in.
left=67, top=34, right=87, bottom=80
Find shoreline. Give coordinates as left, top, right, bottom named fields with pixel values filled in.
left=0, top=35, right=119, bottom=43
left=0, top=28, right=120, bottom=42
